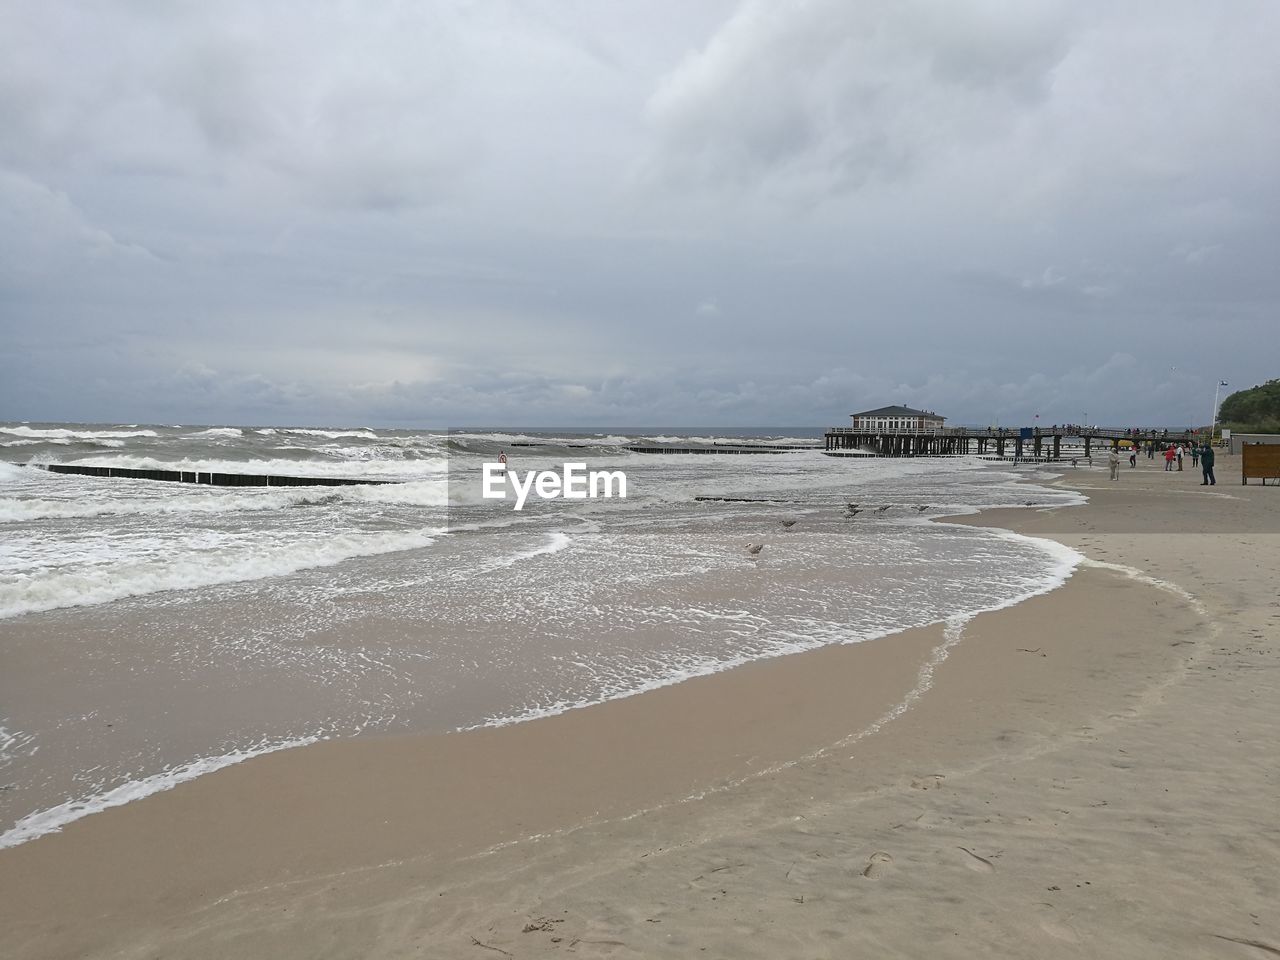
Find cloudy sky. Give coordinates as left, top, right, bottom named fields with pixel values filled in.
left=2, top=1, right=1276, bottom=428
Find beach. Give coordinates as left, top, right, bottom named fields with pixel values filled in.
left=2, top=457, right=1277, bottom=958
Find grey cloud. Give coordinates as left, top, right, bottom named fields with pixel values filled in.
left=641, top=0, right=1073, bottom=194
left=1, top=2, right=1277, bottom=431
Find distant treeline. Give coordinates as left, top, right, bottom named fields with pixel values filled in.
left=1220, top=378, right=1280, bottom=433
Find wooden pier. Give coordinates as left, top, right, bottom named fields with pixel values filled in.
left=824, top=426, right=1199, bottom=460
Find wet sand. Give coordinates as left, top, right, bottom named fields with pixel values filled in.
left=2, top=457, right=1277, bottom=959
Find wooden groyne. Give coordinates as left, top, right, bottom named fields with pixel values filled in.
left=508, top=442, right=821, bottom=455
left=623, top=445, right=817, bottom=455
left=32, top=464, right=393, bottom=487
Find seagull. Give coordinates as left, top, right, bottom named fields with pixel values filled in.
left=780, top=519, right=798, bottom=528
left=916, top=505, right=929, bottom=512
left=875, top=505, right=890, bottom=513
left=746, top=543, right=765, bottom=556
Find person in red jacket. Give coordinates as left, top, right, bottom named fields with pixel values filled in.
left=1163, top=445, right=1176, bottom=471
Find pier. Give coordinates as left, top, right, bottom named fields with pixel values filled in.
left=823, top=426, right=1199, bottom=460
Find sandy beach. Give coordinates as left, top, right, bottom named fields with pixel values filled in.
left=2, top=458, right=1277, bottom=959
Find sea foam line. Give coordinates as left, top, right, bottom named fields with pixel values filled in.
left=480, top=531, right=572, bottom=572
left=0, top=478, right=447, bottom=523
left=0, top=735, right=323, bottom=850
left=0, top=528, right=440, bottom=620
left=466, top=528, right=1083, bottom=734
left=0, top=426, right=159, bottom=440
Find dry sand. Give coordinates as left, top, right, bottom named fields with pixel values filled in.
left=2, top=457, right=1277, bottom=959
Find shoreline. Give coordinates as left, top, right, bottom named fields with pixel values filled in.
left=0, top=464, right=1079, bottom=850
left=2, top=459, right=1277, bottom=957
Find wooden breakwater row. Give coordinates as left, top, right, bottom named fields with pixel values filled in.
left=509, top=442, right=820, bottom=455
left=623, top=445, right=816, bottom=455
left=32, top=464, right=393, bottom=487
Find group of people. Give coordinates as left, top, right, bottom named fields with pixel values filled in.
left=1109, top=441, right=1216, bottom=485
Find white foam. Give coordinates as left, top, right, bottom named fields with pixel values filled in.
left=467, top=526, right=1083, bottom=732
left=52, top=454, right=447, bottom=481
left=0, top=724, right=35, bottom=762
left=0, top=478, right=447, bottom=522
left=0, top=528, right=440, bottom=619
left=282, top=428, right=379, bottom=440
left=0, top=426, right=158, bottom=440
left=193, top=427, right=243, bottom=438
left=482, top=532, right=572, bottom=571
left=0, top=735, right=321, bottom=849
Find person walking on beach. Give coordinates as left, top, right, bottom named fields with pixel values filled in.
left=1176, top=445, right=1184, bottom=470
left=1164, top=445, right=1176, bottom=471
left=1129, top=447, right=1137, bottom=468
left=1191, top=445, right=1200, bottom=468
left=1108, top=448, right=1121, bottom=480
left=1148, top=442, right=1155, bottom=460
left=1200, top=442, right=1216, bottom=486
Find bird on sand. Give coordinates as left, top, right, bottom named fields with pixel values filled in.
left=746, top=543, right=765, bottom=556
left=875, top=505, right=890, bottom=513
left=916, top=505, right=929, bottom=512
left=846, top=502, right=860, bottom=511
left=780, top=518, right=798, bottom=528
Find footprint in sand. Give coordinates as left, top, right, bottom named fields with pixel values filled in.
left=862, top=852, right=894, bottom=879
left=957, top=846, right=996, bottom=873
left=1040, top=919, right=1081, bottom=943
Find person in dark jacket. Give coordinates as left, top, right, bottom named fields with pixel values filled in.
left=1200, top=443, right=1216, bottom=485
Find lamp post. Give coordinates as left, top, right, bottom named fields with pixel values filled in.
left=1210, top=379, right=1228, bottom=443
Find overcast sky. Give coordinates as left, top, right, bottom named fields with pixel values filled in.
left=2, top=1, right=1277, bottom=428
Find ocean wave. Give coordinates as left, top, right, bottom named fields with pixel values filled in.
left=0, top=528, right=440, bottom=620
left=49, top=454, right=448, bottom=481
left=2, top=438, right=128, bottom=449
left=282, top=428, right=380, bottom=440
left=192, top=427, right=244, bottom=438
left=481, top=531, right=572, bottom=572
left=0, top=426, right=159, bottom=441
left=0, top=478, right=448, bottom=523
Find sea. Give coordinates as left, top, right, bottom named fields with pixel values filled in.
left=0, top=421, right=1085, bottom=848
